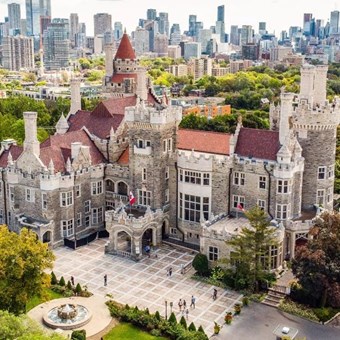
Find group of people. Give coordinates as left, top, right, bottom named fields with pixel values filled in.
left=177, top=295, right=196, bottom=320
left=166, top=267, right=173, bottom=276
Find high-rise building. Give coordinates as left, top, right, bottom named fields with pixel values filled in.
left=114, top=22, right=123, bottom=40
left=157, top=12, right=169, bottom=37
left=40, top=0, right=51, bottom=16
left=240, top=25, right=253, bottom=45
left=154, top=33, right=168, bottom=56
left=259, top=22, right=267, bottom=35
left=144, top=20, right=158, bottom=52
left=70, top=13, right=79, bottom=47
left=43, top=18, right=70, bottom=70
left=330, top=10, right=340, bottom=34
left=303, top=13, right=313, bottom=34
left=216, top=5, right=225, bottom=42
left=188, top=15, right=196, bottom=37
left=8, top=3, right=21, bottom=31
left=198, top=29, right=212, bottom=54
left=184, top=42, right=201, bottom=59
left=170, top=24, right=180, bottom=35
left=230, top=25, right=239, bottom=45
left=25, top=0, right=51, bottom=36
left=147, top=9, right=157, bottom=21
left=134, top=27, right=149, bottom=55
left=94, top=13, right=112, bottom=36
left=2, top=35, right=34, bottom=70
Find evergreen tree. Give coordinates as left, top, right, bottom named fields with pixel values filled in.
left=188, top=322, right=196, bottom=331
left=168, top=312, right=177, bottom=324
left=179, top=315, right=187, bottom=329
left=50, top=271, right=57, bottom=285
left=59, top=276, right=65, bottom=287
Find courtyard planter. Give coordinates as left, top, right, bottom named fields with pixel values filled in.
left=234, top=303, right=242, bottom=315
left=225, top=312, right=233, bottom=324
left=214, top=322, right=221, bottom=334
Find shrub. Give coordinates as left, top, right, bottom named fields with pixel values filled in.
left=180, top=315, right=187, bottom=329
left=225, top=312, right=233, bottom=324
left=242, top=296, right=249, bottom=306
left=192, top=254, right=209, bottom=276
left=51, top=285, right=66, bottom=295
left=67, top=281, right=72, bottom=290
left=155, top=310, right=161, bottom=321
left=168, top=312, right=177, bottom=325
left=213, top=322, right=221, bottom=335
left=75, top=283, right=82, bottom=294
left=63, top=289, right=74, bottom=298
left=145, top=307, right=150, bottom=314
left=279, top=300, right=319, bottom=322
left=50, top=271, right=57, bottom=285
left=71, top=329, right=86, bottom=340
left=313, top=307, right=338, bottom=323
left=198, top=325, right=205, bottom=333
left=150, top=329, right=161, bottom=337
left=234, top=303, right=242, bottom=314
left=188, top=322, right=196, bottom=331
left=59, top=276, right=65, bottom=286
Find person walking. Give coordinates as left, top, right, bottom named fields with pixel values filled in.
left=213, top=288, right=217, bottom=300
left=178, top=298, right=183, bottom=312
left=104, top=274, right=107, bottom=286
left=190, top=295, right=196, bottom=309
left=185, top=308, right=189, bottom=320
left=183, top=299, right=187, bottom=309
left=70, top=276, right=74, bottom=286
left=169, top=267, right=173, bottom=277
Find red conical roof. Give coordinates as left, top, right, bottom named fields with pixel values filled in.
left=115, top=33, right=136, bottom=60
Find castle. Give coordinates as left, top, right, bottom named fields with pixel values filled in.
left=0, top=34, right=338, bottom=270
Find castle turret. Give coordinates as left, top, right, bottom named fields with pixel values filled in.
left=279, top=92, right=294, bottom=145
left=55, top=113, right=69, bottom=134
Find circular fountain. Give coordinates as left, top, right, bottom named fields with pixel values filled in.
left=43, top=303, right=92, bottom=330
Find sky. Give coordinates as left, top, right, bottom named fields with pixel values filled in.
left=0, top=0, right=339, bottom=36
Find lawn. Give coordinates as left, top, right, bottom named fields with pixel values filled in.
left=26, top=287, right=63, bottom=312
left=103, top=323, right=168, bottom=340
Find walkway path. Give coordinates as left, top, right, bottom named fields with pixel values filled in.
left=52, top=239, right=243, bottom=336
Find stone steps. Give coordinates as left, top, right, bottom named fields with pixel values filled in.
left=262, top=289, right=286, bottom=308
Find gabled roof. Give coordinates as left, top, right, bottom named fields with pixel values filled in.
left=115, top=33, right=136, bottom=60
left=111, top=73, right=137, bottom=84
left=0, top=145, right=23, bottom=167
left=68, top=96, right=137, bottom=139
left=177, top=129, right=231, bottom=155
left=117, top=147, right=129, bottom=166
left=235, top=127, right=280, bottom=161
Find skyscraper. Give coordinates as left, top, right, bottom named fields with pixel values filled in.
left=157, top=12, right=169, bottom=37
left=94, top=13, right=112, bottom=36
left=230, top=25, right=239, bottom=45
left=188, top=15, right=196, bottom=37
left=330, top=10, right=340, bottom=34
left=147, top=9, right=157, bottom=21
left=70, top=13, right=79, bottom=47
left=216, top=5, right=225, bottom=42
left=259, top=22, right=267, bottom=35
left=303, top=13, right=313, bottom=35
left=8, top=3, right=21, bottom=32
left=240, top=25, right=253, bottom=45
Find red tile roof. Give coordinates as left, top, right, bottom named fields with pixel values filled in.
left=235, top=127, right=280, bottom=161
left=68, top=96, right=137, bottom=139
left=177, top=129, right=231, bottom=155
left=111, top=73, right=137, bottom=84
left=117, top=147, right=129, bottom=165
left=0, top=145, right=23, bottom=167
left=115, top=33, right=136, bottom=60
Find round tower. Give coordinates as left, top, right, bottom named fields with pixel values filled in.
left=293, top=65, right=340, bottom=211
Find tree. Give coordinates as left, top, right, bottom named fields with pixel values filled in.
left=292, top=211, right=340, bottom=308
left=0, top=310, right=65, bottom=340
left=192, top=253, right=209, bottom=276
left=168, top=312, right=177, bottom=324
left=226, top=207, right=278, bottom=292
left=188, top=322, right=196, bottom=331
left=50, top=272, right=57, bottom=285
left=179, top=315, right=187, bottom=329
left=0, top=227, right=55, bottom=314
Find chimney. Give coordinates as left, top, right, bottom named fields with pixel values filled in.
left=279, top=92, right=294, bottom=145
left=136, top=68, right=148, bottom=101
left=23, top=111, right=40, bottom=157
left=71, top=142, right=82, bottom=160
left=104, top=43, right=114, bottom=77
left=68, top=78, right=81, bottom=117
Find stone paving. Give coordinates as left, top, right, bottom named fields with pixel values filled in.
left=53, top=238, right=243, bottom=336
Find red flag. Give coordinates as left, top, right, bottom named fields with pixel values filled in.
left=236, top=203, right=244, bottom=211
left=129, top=191, right=136, bottom=205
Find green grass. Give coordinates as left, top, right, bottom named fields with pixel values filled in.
left=26, top=287, right=63, bottom=312
left=103, top=323, right=167, bottom=340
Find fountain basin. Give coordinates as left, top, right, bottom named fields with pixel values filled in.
left=43, top=304, right=92, bottom=330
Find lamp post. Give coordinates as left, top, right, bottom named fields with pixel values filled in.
left=165, top=300, right=168, bottom=320
left=170, top=301, right=173, bottom=314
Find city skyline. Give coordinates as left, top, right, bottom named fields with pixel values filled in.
left=0, top=0, right=339, bottom=36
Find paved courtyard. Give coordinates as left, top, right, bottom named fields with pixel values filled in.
left=53, top=238, right=243, bottom=336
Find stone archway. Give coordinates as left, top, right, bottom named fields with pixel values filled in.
left=42, top=230, right=52, bottom=243
left=117, top=181, right=128, bottom=196
left=162, top=219, right=169, bottom=239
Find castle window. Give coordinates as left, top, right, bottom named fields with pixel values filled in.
left=106, top=201, right=115, bottom=210
left=92, top=207, right=103, bottom=224
left=106, top=180, right=115, bottom=192
left=276, top=204, right=290, bottom=220
left=42, top=193, right=47, bottom=210
left=0, top=183, right=2, bottom=197
left=165, top=167, right=169, bottom=180
left=203, top=173, right=210, bottom=186
left=277, top=180, right=289, bottom=194
left=317, top=189, right=325, bottom=206
left=163, top=140, right=167, bottom=152
left=9, top=186, right=14, bottom=202
left=85, top=216, right=90, bottom=227
left=208, top=246, right=219, bottom=261
left=258, top=199, right=266, bottom=211
left=184, top=171, right=201, bottom=185
left=138, top=139, right=144, bottom=148
left=328, top=165, right=334, bottom=179
left=170, top=228, right=177, bottom=235
left=84, top=200, right=91, bottom=214
left=327, top=188, right=333, bottom=203
left=234, top=172, right=245, bottom=186
left=26, top=188, right=32, bottom=202
left=179, top=194, right=209, bottom=222
left=60, top=191, right=73, bottom=207
left=179, top=169, right=183, bottom=182
left=92, top=181, right=103, bottom=195
left=259, top=176, right=266, bottom=190
left=233, top=195, right=245, bottom=209
left=75, top=184, right=81, bottom=197
left=142, top=168, right=147, bottom=181
left=318, top=166, right=326, bottom=180
left=146, top=140, right=151, bottom=147
left=0, top=209, right=3, bottom=224
left=61, top=219, right=74, bottom=238
left=76, top=213, right=82, bottom=227
left=165, top=189, right=169, bottom=203
left=138, top=190, right=152, bottom=206
left=168, top=138, right=172, bottom=152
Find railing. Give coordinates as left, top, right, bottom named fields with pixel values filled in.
left=113, top=250, right=132, bottom=258
left=180, top=261, right=193, bottom=274
left=270, top=284, right=290, bottom=295
left=163, top=238, right=200, bottom=251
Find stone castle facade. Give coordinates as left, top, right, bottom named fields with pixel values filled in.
left=0, top=35, right=338, bottom=270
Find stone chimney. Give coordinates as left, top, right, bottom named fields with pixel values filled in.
left=136, top=68, right=148, bottom=101
left=68, top=78, right=81, bottom=117
left=71, top=142, right=82, bottom=160
left=314, top=65, right=328, bottom=107
left=104, top=43, right=114, bottom=77
left=279, top=92, right=294, bottom=145
left=23, top=111, right=40, bottom=157
left=299, top=64, right=315, bottom=106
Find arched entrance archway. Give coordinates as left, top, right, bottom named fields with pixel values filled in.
left=117, top=181, right=128, bottom=196
left=116, top=230, right=132, bottom=254
left=42, top=231, right=51, bottom=243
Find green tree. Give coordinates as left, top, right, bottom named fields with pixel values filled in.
left=226, top=207, right=278, bottom=292
left=179, top=315, right=187, bottom=329
left=292, top=211, right=340, bottom=308
left=50, top=272, right=57, bottom=285
left=0, top=226, right=55, bottom=314
left=0, top=310, right=65, bottom=340
left=168, top=312, right=177, bottom=324
left=188, top=322, right=196, bottom=331
left=59, top=276, right=65, bottom=287
left=192, top=253, right=209, bottom=276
